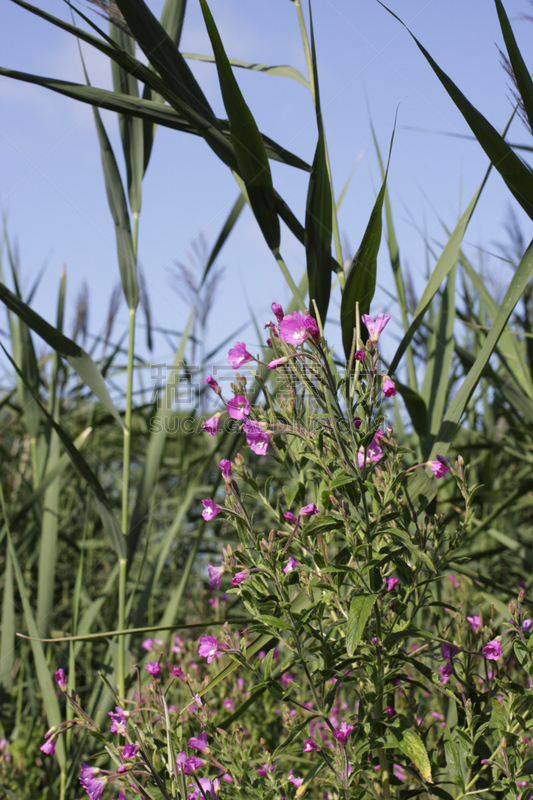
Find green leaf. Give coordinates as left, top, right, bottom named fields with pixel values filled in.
left=346, top=594, right=376, bottom=654
left=0, top=282, right=124, bottom=429
left=340, top=128, right=394, bottom=357
left=494, top=0, right=533, bottom=142
left=388, top=188, right=480, bottom=377
left=420, top=263, right=457, bottom=457
left=256, top=615, right=293, bottom=631
left=199, top=0, right=280, bottom=252
left=91, top=105, right=138, bottom=310
left=444, top=729, right=465, bottom=791
left=394, top=382, right=428, bottom=442
left=304, top=4, right=333, bottom=325
left=200, top=193, right=246, bottom=287
left=109, top=24, right=143, bottom=216
left=389, top=725, right=432, bottom=783
left=379, top=1, right=533, bottom=222
left=183, top=52, right=311, bottom=89
left=431, top=237, right=533, bottom=460
left=6, top=528, right=66, bottom=770
left=0, top=546, right=14, bottom=691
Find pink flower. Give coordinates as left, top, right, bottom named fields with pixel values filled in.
left=281, top=673, right=294, bottom=687
left=303, top=739, right=320, bottom=752
left=467, top=615, right=482, bottom=632
left=79, top=763, right=107, bottom=800
left=40, top=737, right=56, bottom=756
left=441, top=644, right=459, bottom=661
left=382, top=377, right=396, bottom=397
left=188, top=732, right=209, bottom=752
left=257, top=763, right=275, bottom=778
left=223, top=698, right=234, bottom=711
left=202, top=499, right=220, bottom=521
left=353, top=416, right=362, bottom=429
left=332, top=722, right=354, bottom=746
left=112, top=792, right=127, bottom=800
left=271, top=302, right=284, bottom=322
left=438, top=663, right=453, bottom=685
left=289, top=771, right=303, bottom=788
left=228, top=342, right=253, bottom=369
left=278, top=311, right=309, bottom=345
left=300, top=503, right=318, bottom=516
left=207, top=563, right=224, bottom=590
left=173, top=635, right=184, bottom=654
left=55, top=668, right=67, bottom=692
left=357, top=431, right=383, bottom=469
left=283, top=556, right=300, bottom=574
left=109, top=707, right=128, bottom=736
left=231, top=570, right=248, bottom=586
left=242, top=419, right=270, bottom=456
left=361, top=312, right=390, bottom=344
left=226, top=394, right=250, bottom=420
left=142, top=638, right=162, bottom=651
left=198, top=635, right=221, bottom=664
left=171, top=666, right=186, bottom=679
left=523, top=619, right=532, bottom=631
left=393, top=764, right=407, bottom=781
left=186, top=777, right=216, bottom=800
left=483, top=639, right=502, bottom=661
left=176, top=751, right=204, bottom=774
left=385, top=577, right=398, bottom=592
left=203, top=375, right=220, bottom=394
left=202, top=415, right=220, bottom=436
left=429, top=455, right=450, bottom=479
left=354, top=350, right=365, bottom=361
left=122, top=743, right=139, bottom=760
left=268, top=357, right=288, bottom=369
left=385, top=706, right=396, bottom=717
left=448, top=573, right=461, bottom=589
left=145, top=662, right=161, bottom=679
left=284, top=511, right=298, bottom=525
left=304, top=315, right=320, bottom=342
left=219, top=459, right=232, bottom=480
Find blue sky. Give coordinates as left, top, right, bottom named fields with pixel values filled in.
left=1, top=0, right=532, bottom=387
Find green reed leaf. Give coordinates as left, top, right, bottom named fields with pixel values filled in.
left=431, top=237, right=533, bottom=460
left=183, top=52, right=311, bottom=89
left=0, top=281, right=124, bottom=430
left=494, top=0, right=533, bottom=137
left=0, top=546, right=15, bottom=691
left=199, top=0, right=280, bottom=252
left=305, top=3, right=333, bottom=325
left=340, top=128, right=394, bottom=358
left=379, top=1, right=533, bottom=222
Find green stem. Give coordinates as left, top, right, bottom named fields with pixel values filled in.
left=274, top=249, right=306, bottom=308
left=118, top=306, right=136, bottom=697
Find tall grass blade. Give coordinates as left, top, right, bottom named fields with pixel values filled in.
left=388, top=188, right=480, bottom=376
left=431, top=237, right=533, bottom=458
left=4, top=526, right=66, bottom=770
left=109, top=24, right=143, bottom=218
left=494, top=0, right=533, bottom=135
left=0, top=281, right=124, bottom=429
left=304, top=3, right=333, bottom=324
left=91, top=106, right=138, bottom=310
left=200, top=193, right=246, bottom=287
left=340, top=129, right=394, bottom=358
left=3, top=345, right=126, bottom=559
left=379, top=1, right=533, bottom=222
left=0, top=546, right=15, bottom=692
left=183, top=53, right=310, bottom=89
left=420, top=264, right=456, bottom=458
left=128, top=306, right=195, bottom=559
left=199, top=0, right=280, bottom=252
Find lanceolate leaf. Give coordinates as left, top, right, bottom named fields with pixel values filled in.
left=183, top=53, right=311, bottom=89
left=494, top=0, right=533, bottom=138
left=199, top=0, right=280, bottom=252
left=92, top=106, right=139, bottom=310
left=346, top=594, right=376, bottom=655
left=109, top=24, right=143, bottom=217
left=305, top=4, right=333, bottom=325
left=3, top=347, right=126, bottom=559
left=340, top=129, right=394, bottom=358
left=430, top=237, right=533, bottom=460
left=200, top=194, right=246, bottom=287
left=0, top=282, right=124, bottom=430
left=388, top=188, right=480, bottom=377
left=379, top=1, right=533, bottom=222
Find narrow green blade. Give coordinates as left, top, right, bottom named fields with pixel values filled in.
left=494, top=0, right=533, bottom=136
left=304, top=3, right=333, bottom=325
left=0, top=282, right=124, bottom=430
left=199, top=0, right=280, bottom=252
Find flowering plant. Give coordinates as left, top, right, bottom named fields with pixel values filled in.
left=41, top=304, right=533, bottom=800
